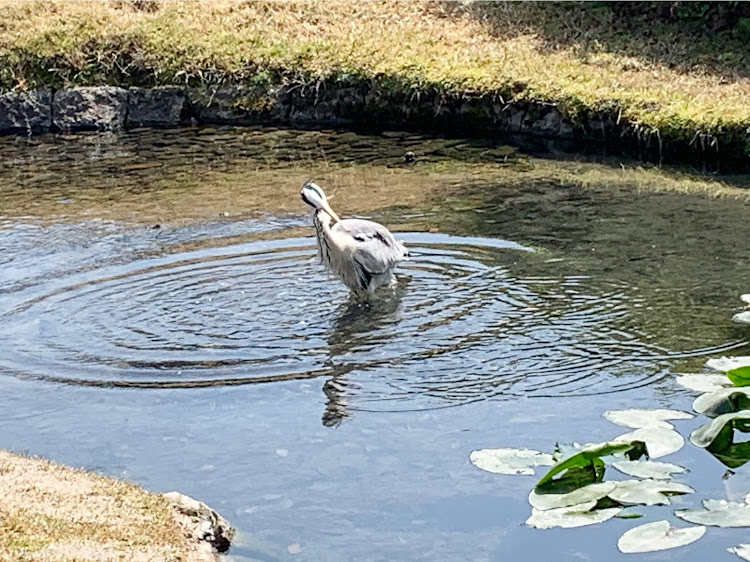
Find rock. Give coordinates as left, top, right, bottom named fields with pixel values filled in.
left=52, top=87, right=128, bottom=132
left=0, top=89, right=52, bottom=134
left=162, top=491, right=235, bottom=557
left=127, top=86, right=187, bottom=128
left=290, top=82, right=365, bottom=125
left=189, top=84, right=289, bottom=125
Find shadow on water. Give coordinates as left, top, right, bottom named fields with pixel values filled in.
left=323, top=284, right=408, bottom=427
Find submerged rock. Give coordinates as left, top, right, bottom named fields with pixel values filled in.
left=52, top=86, right=128, bottom=132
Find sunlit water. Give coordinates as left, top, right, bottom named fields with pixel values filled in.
left=1, top=127, right=749, bottom=560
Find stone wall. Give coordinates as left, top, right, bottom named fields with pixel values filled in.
left=0, top=83, right=742, bottom=164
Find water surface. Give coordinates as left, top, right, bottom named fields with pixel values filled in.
left=1, top=127, right=749, bottom=560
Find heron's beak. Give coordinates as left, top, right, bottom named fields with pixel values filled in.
left=321, top=201, right=341, bottom=223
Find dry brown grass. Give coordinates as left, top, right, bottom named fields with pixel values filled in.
left=0, top=450, right=212, bottom=562
left=0, top=1, right=749, bottom=142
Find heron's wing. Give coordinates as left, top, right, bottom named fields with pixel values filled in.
left=335, top=219, right=408, bottom=275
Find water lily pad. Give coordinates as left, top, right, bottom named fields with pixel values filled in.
left=675, top=373, right=732, bottom=393
left=526, top=501, right=622, bottom=529
left=551, top=442, right=598, bottom=462
left=707, top=357, right=750, bottom=373
left=603, top=408, right=693, bottom=430
left=729, top=544, right=750, bottom=560
left=612, top=459, right=687, bottom=480
left=711, top=441, right=750, bottom=469
left=617, top=520, right=705, bottom=554
left=728, top=366, right=750, bottom=387
left=536, top=440, right=647, bottom=489
left=469, top=448, right=554, bottom=475
left=608, top=479, right=694, bottom=506
left=690, top=411, right=750, bottom=450
left=693, top=388, right=750, bottom=417
left=614, top=427, right=684, bottom=459
left=528, top=482, right=616, bottom=510
left=677, top=499, right=750, bottom=527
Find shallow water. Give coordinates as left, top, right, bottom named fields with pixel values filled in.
left=1, top=127, right=750, bottom=560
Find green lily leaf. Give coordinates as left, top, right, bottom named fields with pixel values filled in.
left=615, top=510, right=644, bottom=519
left=528, top=482, right=616, bottom=511
left=617, top=520, right=705, bottom=554
left=729, top=544, right=750, bottom=560
left=469, top=447, right=554, bottom=475
left=693, top=388, right=750, bottom=417
left=690, top=411, right=750, bottom=450
left=526, top=500, right=622, bottom=529
left=677, top=499, right=750, bottom=527
left=614, top=427, right=683, bottom=459
left=603, top=408, right=693, bottom=430
left=728, top=366, right=750, bottom=387
left=611, top=459, right=687, bottom=480
left=535, top=440, right=647, bottom=490
left=711, top=441, right=750, bottom=469
left=675, top=373, right=732, bottom=394
left=607, top=479, right=694, bottom=506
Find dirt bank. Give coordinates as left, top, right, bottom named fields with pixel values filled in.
left=0, top=450, right=233, bottom=562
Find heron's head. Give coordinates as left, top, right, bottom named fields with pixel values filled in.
left=301, top=180, right=340, bottom=222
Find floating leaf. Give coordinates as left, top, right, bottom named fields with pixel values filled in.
left=733, top=312, right=750, bottom=324
left=728, top=366, right=750, bottom=387
left=675, top=373, right=732, bottom=393
left=615, top=509, right=644, bottom=519
left=526, top=501, right=621, bottom=529
left=469, top=448, right=554, bottom=475
left=712, top=442, right=750, bottom=469
left=729, top=544, right=750, bottom=560
left=693, top=388, right=750, bottom=417
left=528, top=482, right=616, bottom=511
left=536, top=440, right=647, bottom=489
left=707, top=357, right=750, bottom=373
left=614, top=427, right=683, bottom=459
left=612, top=459, right=687, bottom=480
left=677, top=499, right=750, bottom=527
left=617, top=520, right=705, bottom=554
left=690, top=411, right=750, bottom=450
left=608, top=479, right=694, bottom=506
left=603, top=409, right=693, bottom=430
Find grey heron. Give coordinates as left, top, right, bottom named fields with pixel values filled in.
left=300, top=180, right=409, bottom=296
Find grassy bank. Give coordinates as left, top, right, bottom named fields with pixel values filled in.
left=0, top=450, right=224, bottom=561
left=1, top=1, right=750, bottom=154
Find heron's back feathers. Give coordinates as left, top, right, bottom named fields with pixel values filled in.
left=334, top=218, right=408, bottom=276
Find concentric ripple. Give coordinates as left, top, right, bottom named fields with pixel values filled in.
left=0, top=231, right=743, bottom=412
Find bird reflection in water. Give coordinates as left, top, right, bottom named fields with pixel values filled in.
left=320, top=278, right=409, bottom=427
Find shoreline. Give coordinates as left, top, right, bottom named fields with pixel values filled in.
left=0, top=449, right=234, bottom=561
left=0, top=81, right=744, bottom=168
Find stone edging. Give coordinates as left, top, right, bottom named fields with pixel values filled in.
left=0, top=83, right=745, bottom=164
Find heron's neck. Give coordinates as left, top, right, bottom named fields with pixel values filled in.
left=314, top=209, right=333, bottom=233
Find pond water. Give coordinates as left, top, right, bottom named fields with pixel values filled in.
left=1, top=127, right=750, bottom=561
